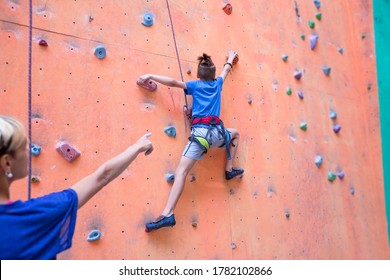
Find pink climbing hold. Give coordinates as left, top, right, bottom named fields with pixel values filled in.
left=56, top=141, right=81, bottom=163
left=222, top=3, right=232, bottom=15
left=137, top=79, right=157, bottom=92
left=39, top=39, right=48, bottom=47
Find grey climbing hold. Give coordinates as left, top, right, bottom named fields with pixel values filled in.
left=164, top=125, right=176, bottom=137
left=166, top=173, right=175, bottom=183
left=190, top=174, right=196, bottom=182
left=333, top=124, right=342, bottom=133
left=297, top=90, right=304, bottom=99
left=338, top=47, right=344, bottom=54
left=285, top=210, right=290, bottom=219
left=322, top=66, right=331, bottom=76
left=315, top=155, right=323, bottom=167
left=330, top=110, right=337, bottom=119
left=142, top=12, right=154, bottom=26
left=31, top=144, right=41, bottom=156
left=87, top=229, right=101, bottom=242
left=314, top=0, right=321, bottom=9
left=300, top=34, right=306, bottom=40
left=310, top=35, right=319, bottom=50
left=31, top=176, right=41, bottom=183
left=294, top=70, right=302, bottom=80
left=230, top=242, right=237, bottom=249
left=328, top=172, right=337, bottom=182
left=350, top=187, right=355, bottom=195
left=94, top=46, right=106, bottom=59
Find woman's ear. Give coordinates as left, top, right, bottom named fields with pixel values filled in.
left=0, top=154, right=11, bottom=173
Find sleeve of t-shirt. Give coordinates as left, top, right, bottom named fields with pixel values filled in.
left=185, top=80, right=197, bottom=95
left=33, top=189, right=78, bottom=256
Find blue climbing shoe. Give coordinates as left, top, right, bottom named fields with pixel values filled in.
left=145, top=214, right=176, bottom=232
left=225, top=168, right=244, bottom=180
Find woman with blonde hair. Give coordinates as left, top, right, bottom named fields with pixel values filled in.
left=0, top=115, right=153, bottom=259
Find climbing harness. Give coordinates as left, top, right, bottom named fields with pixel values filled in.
left=189, top=116, right=231, bottom=160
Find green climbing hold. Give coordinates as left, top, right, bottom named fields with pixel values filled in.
left=300, top=122, right=307, bottom=131
left=328, top=172, right=337, bottom=182
left=286, top=87, right=292, bottom=95
left=300, top=34, right=306, bottom=40
left=282, top=54, right=288, bottom=62
left=316, top=13, right=322, bottom=20
left=308, top=20, right=315, bottom=29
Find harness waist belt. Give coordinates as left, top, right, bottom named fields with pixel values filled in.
left=191, top=116, right=221, bottom=125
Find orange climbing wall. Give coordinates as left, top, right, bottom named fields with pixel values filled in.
left=1, top=0, right=389, bottom=259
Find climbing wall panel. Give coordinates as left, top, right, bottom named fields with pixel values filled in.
left=0, top=0, right=389, bottom=259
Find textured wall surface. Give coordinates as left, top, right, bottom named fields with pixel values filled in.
left=0, top=0, right=389, bottom=259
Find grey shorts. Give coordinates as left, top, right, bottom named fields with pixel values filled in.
left=182, top=125, right=232, bottom=160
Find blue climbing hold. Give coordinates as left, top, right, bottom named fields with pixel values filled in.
left=166, top=173, right=175, bottom=183
left=314, top=0, right=321, bottom=9
left=297, top=90, right=304, bottom=99
left=142, top=13, right=154, bottom=27
left=87, top=229, right=101, bottom=242
left=310, top=35, right=319, bottom=50
left=338, top=47, right=344, bottom=54
left=31, top=144, right=41, bottom=156
left=322, top=66, right=331, bottom=76
left=330, top=110, right=337, bottom=119
left=315, top=155, right=323, bottom=167
left=164, top=125, right=176, bottom=137
left=94, top=46, right=106, bottom=59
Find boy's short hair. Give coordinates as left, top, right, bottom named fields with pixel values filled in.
left=197, top=53, right=216, bottom=80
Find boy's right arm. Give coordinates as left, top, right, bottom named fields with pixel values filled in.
left=138, top=74, right=186, bottom=89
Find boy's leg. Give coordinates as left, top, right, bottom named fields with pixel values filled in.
left=225, top=128, right=240, bottom=171
left=225, top=128, right=244, bottom=180
left=162, top=156, right=197, bottom=216
left=145, top=155, right=196, bottom=231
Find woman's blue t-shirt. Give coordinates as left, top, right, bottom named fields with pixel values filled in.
left=0, top=189, right=78, bottom=260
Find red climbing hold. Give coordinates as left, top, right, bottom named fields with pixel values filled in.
left=39, top=40, right=48, bottom=47
left=233, top=54, right=239, bottom=65
left=223, top=3, right=232, bottom=15
left=136, top=79, right=157, bottom=92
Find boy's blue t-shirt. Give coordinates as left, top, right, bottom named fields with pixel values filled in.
left=185, top=77, right=223, bottom=118
left=0, top=189, right=78, bottom=260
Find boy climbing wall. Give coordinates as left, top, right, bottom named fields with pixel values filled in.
left=137, top=50, right=244, bottom=232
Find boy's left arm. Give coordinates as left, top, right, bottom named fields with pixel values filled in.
left=219, top=50, right=237, bottom=81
